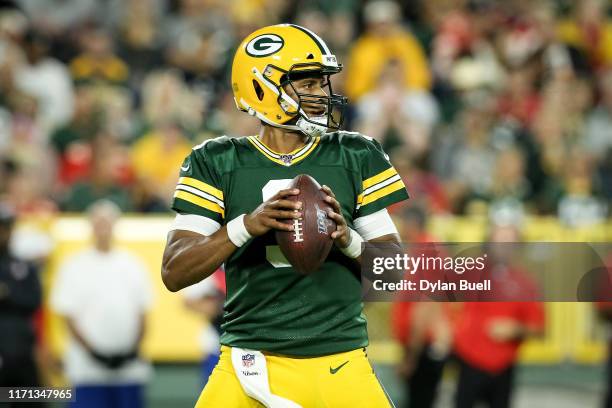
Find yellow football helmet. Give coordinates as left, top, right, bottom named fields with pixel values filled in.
left=231, top=24, right=347, bottom=137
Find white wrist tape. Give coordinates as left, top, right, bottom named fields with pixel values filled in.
left=226, top=214, right=253, bottom=247
left=340, top=228, right=364, bottom=258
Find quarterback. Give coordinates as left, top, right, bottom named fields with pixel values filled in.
left=162, top=24, right=408, bottom=407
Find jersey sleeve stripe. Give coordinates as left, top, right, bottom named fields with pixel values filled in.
left=362, top=174, right=402, bottom=196
left=176, top=185, right=225, bottom=209
left=179, top=177, right=224, bottom=200
left=359, top=180, right=406, bottom=207
left=174, top=190, right=225, bottom=218
left=362, top=167, right=398, bottom=189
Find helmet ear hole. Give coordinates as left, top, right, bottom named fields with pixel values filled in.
left=252, top=80, right=265, bottom=101
left=306, top=53, right=314, bottom=60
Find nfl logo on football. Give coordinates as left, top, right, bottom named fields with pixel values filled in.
left=242, top=353, right=255, bottom=368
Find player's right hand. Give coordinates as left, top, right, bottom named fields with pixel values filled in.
left=244, top=188, right=302, bottom=236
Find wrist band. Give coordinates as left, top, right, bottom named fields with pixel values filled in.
left=340, top=228, right=364, bottom=258
left=227, top=214, right=253, bottom=247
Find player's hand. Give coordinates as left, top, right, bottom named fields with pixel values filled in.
left=321, top=185, right=350, bottom=248
left=244, top=188, right=302, bottom=237
left=487, top=318, right=522, bottom=342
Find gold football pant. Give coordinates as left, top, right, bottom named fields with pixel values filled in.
left=195, top=345, right=395, bottom=407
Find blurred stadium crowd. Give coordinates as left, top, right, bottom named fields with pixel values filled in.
left=0, top=0, right=610, bottom=223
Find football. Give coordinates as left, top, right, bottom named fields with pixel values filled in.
left=275, top=174, right=337, bottom=274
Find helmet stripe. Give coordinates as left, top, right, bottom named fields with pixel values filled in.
left=288, top=24, right=331, bottom=56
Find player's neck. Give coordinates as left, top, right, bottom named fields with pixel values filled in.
left=258, top=125, right=308, bottom=154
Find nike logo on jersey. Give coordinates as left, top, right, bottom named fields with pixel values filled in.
left=329, top=361, right=349, bottom=374
left=181, top=163, right=191, bottom=172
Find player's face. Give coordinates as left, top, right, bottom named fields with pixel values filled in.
left=284, top=75, right=329, bottom=117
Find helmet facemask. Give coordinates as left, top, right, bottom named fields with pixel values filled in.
left=259, top=62, right=348, bottom=137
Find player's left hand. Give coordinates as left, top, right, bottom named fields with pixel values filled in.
left=321, top=185, right=350, bottom=249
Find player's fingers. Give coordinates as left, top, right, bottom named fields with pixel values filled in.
left=327, top=210, right=346, bottom=226
left=321, top=185, right=336, bottom=198
left=272, top=188, right=300, bottom=200
left=265, top=219, right=295, bottom=232
left=268, top=199, right=302, bottom=210
left=266, top=210, right=302, bottom=220
left=331, top=225, right=348, bottom=239
left=324, top=195, right=341, bottom=213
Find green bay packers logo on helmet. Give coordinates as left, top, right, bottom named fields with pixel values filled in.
left=246, top=34, right=284, bottom=57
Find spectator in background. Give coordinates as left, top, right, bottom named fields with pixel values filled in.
left=585, top=69, right=612, bottom=161
left=433, top=90, right=498, bottom=213
left=557, top=147, right=608, bottom=227
left=557, top=0, right=612, bottom=71
left=4, top=165, right=57, bottom=216
left=63, top=140, right=133, bottom=212
left=182, top=270, right=225, bottom=388
left=15, top=0, right=98, bottom=62
left=140, top=69, right=204, bottom=137
left=532, top=75, right=593, bottom=212
left=50, top=200, right=153, bottom=408
left=50, top=86, right=100, bottom=188
left=488, top=147, right=531, bottom=206
left=356, top=59, right=439, bottom=156
left=163, top=0, right=234, bottom=84
left=392, top=206, right=454, bottom=408
left=599, top=148, right=612, bottom=202
left=70, top=25, right=129, bottom=85
left=431, top=0, right=505, bottom=92
left=131, top=120, right=191, bottom=212
left=495, top=64, right=541, bottom=129
left=453, top=217, right=545, bottom=408
left=17, top=0, right=99, bottom=49
left=0, top=203, right=43, bottom=407
left=203, top=90, right=259, bottom=138
left=105, top=0, right=166, bottom=90
left=14, top=30, right=74, bottom=134
left=345, top=0, right=431, bottom=102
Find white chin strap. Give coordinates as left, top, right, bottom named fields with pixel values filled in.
left=245, top=67, right=330, bottom=137
left=296, top=115, right=328, bottom=137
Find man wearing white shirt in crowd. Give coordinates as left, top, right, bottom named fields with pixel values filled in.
left=50, top=200, right=153, bottom=408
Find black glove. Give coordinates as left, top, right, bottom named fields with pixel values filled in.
left=90, top=349, right=139, bottom=370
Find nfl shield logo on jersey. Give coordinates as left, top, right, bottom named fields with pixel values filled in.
left=279, top=154, right=293, bottom=165
left=242, top=353, right=255, bottom=367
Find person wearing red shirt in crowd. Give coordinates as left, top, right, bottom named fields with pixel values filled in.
left=453, top=223, right=545, bottom=408
left=392, top=206, right=456, bottom=408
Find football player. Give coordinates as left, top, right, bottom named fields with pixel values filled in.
left=162, top=24, right=409, bottom=407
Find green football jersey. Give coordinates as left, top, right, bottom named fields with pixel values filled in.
left=171, top=131, right=409, bottom=356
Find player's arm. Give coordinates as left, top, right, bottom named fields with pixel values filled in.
left=162, top=228, right=236, bottom=292
left=322, top=184, right=402, bottom=265
left=162, top=188, right=301, bottom=292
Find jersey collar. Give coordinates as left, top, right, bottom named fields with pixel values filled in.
left=247, top=135, right=320, bottom=166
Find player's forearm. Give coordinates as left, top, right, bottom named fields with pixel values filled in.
left=162, top=228, right=236, bottom=292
